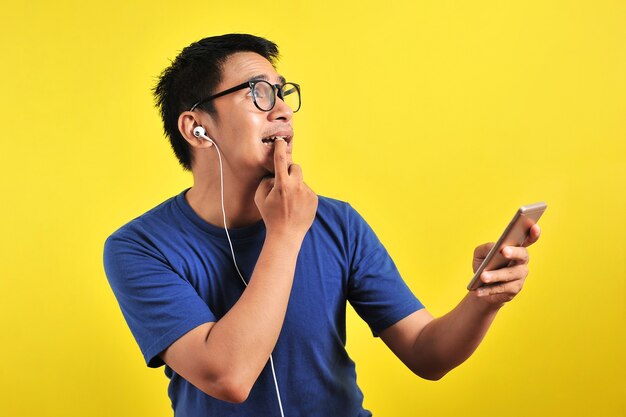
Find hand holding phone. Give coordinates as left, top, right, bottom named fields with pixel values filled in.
left=467, top=202, right=547, bottom=291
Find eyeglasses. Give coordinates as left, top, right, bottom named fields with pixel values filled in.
left=190, top=80, right=301, bottom=113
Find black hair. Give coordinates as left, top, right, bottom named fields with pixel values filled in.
left=153, top=34, right=280, bottom=171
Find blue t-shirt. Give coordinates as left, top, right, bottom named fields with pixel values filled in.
left=104, top=190, right=423, bottom=417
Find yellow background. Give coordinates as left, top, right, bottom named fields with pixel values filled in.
left=1, top=1, right=624, bottom=416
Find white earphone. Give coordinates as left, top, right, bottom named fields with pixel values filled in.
left=193, top=126, right=214, bottom=146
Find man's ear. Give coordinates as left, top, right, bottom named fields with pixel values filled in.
left=178, top=111, right=214, bottom=149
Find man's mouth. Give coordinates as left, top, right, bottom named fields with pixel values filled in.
left=261, top=135, right=291, bottom=146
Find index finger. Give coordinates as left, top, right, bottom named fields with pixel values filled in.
left=273, top=138, right=289, bottom=184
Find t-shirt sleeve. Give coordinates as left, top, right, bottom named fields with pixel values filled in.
left=103, top=232, right=216, bottom=368
left=346, top=204, right=424, bottom=336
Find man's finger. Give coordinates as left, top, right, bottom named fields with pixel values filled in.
left=254, top=176, right=275, bottom=201
left=476, top=280, right=523, bottom=299
left=288, top=163, right=303, bottom=182
left=481, top=264, right=528, bottom=284
left=273, top=139, right=289, bottom=185
left=502, top=246, right=529, bottom=264
left=473, top=242, right=494, bottom=259
left=523, top=224, right=541, bottom=247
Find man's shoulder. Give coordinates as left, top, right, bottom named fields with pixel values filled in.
left=317, top=194, right=349, bottom=210
left=314, top=195, right=367, bottom=233
left=316, top=195, right=354, bottom=220
left=106, top=192, right=183, bottom=245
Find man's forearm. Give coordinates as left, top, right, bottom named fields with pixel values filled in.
left=202, top=231, right=304, bottom=394
left=411, top=292, right=503, bottom=380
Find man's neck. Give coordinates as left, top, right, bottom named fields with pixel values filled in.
left=186, top=169, right=263, bottom=229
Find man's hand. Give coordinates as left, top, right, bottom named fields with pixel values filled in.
left=162, top=141, right=318, bottom=403
left=254, top=139, right=318, bottom=240
left=471, top=224, right=541, bottom=306
left=381, top=224, right=542, bottom=380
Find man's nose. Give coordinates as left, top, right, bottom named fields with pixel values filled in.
left=268, top=95, right=294, bottom=121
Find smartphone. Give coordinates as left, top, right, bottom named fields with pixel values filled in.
left=467, top=202, right=547, bottom=291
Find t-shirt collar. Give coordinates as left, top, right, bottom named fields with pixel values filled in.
left=174, top=188, right=266, bottom=241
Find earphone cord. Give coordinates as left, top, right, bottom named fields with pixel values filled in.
left=212, top=143, right=286, bottom=417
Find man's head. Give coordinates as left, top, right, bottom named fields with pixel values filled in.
left=153, top=34, right=285, bottom=171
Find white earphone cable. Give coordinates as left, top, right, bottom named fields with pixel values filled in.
left=211, top=140, right=286, bottom=417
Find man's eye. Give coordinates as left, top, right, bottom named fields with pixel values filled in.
left=252, top=88, right=267, bottom=99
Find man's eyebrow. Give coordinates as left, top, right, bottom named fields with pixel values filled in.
left=248, top=74, right=287, bottom=85
left=248, top=74, right=269, bottom=82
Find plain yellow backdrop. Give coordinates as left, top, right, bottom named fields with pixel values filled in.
left=1, top=1, right=624, bottom=416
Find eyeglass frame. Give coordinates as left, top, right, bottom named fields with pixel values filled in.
left=189, top=79, right=301, bottom=113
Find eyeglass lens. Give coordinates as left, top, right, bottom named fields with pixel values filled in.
left=252, top=81, right=300, bottom=112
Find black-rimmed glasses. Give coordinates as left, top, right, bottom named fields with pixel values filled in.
left=190, top=80, right=301, bottom=113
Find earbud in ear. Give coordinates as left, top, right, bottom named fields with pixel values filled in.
left=193, top=126, right=206, bottom=138
left=192, top=126, right=214, bottom=146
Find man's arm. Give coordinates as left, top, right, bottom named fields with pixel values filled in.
left=380, top=226, right=540, bottom=380
left=161, top=140, right=318, bottom=403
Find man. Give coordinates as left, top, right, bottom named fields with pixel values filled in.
left=104, top=34, right=540, bottom=417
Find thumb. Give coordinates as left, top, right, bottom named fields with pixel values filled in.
left=255, top=176, right=275, bottom=205
left=474, top=242, right=495, bottom=260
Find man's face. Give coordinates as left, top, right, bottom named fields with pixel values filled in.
left=198, top=52, right=295, bottom=178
